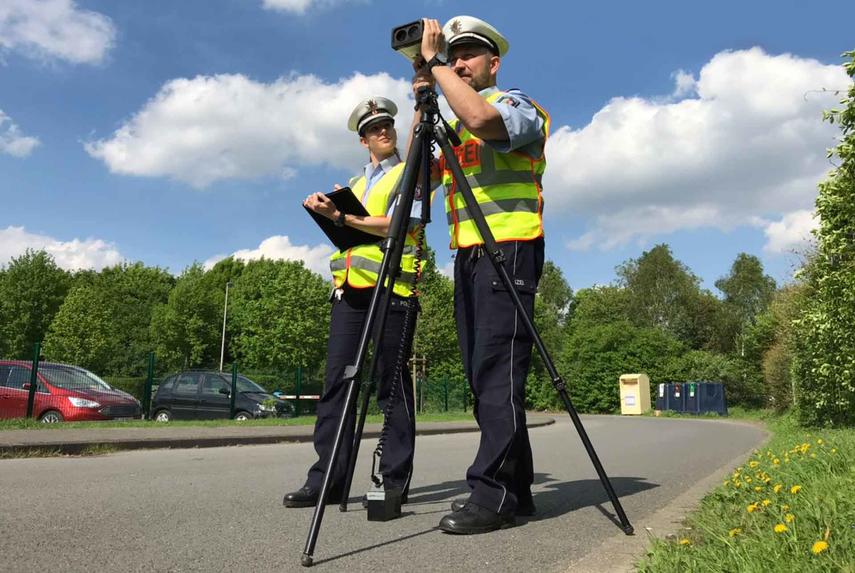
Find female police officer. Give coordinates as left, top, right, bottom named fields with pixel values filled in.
left=283, top=97, right=420, bottom=507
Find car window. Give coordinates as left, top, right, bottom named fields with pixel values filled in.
left=174, top=373, right=201, bottom=395
left=0, top=366, right=11, bottom=388
left=5, top=367, right=31, bottom=390
left=201, top=374, right=230, bottom=395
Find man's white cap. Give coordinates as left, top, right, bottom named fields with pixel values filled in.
left=442, top=16, right=509, bottom=57
left=347, top=97, right=398, bottom=134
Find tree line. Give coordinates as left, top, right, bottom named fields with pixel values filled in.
left=0, top=244, right=788, bottom=412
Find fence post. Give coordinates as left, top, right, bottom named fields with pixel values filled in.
left=143, top=352, right=155, bottom=420
left=295, top=366, right=302, bottom=417
left=463, top=379, right=468, bottom=412
left=443, top=377, right=449, bottom=412
left=417, top=376, right=423, bottom=414
left=230, top=362, right=238, bottom=418
left=25, top=342, right=41, bottom=419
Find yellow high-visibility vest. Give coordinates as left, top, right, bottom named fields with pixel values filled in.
left=441, top=90, right=550, bottom=249
left=329, top=162, right=421, bottom=297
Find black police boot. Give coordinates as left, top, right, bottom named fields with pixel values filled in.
left=451, top=497, right=536, bottom=516
left=282, top=485, right=342, bottom=508
left=438, top=503, right=515, bottom=535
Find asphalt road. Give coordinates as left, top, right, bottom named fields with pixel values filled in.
left=0, top=415, right=765, bottom=573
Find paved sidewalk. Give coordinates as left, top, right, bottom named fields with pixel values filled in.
left=0, top=413, right=555, bottom=455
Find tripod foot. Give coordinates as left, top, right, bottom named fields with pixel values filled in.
left=301, top=553, right=314, bottom=567
left=339, top=503, right=348, bottom=512
left=622, top=525, right=635, bottom=536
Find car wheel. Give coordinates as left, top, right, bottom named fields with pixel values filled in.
left=153, top=409, right=172, bottom=422
left=233, top=411, right=252, bottom=421
left=39, top=410, right=64, bottom=424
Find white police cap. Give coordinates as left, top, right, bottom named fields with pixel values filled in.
left=347, top=97, right=398, bottom=134
left=442, top=16, right=509, bottom=57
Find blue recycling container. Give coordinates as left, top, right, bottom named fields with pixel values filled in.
left=684, top=382, right=700, bottom=413
left=668, top=383, right=686, bottom=412
left=698, top=382, right=728, bottom=415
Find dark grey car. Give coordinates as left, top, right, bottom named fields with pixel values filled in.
left=151, top=371, right=294, bottom=421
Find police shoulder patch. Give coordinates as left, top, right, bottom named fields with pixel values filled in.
left=496, top=94, right=520, bottom=108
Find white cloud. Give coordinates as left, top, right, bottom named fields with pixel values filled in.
left=0, top=226, right=124, bottom=270
left=758, top=209, right=818, bottom=254
left=0, top=109, right=39, bottom=157
left=204, top=235, right=335, bottom=278
left=85, top=72, right=417, bottom=187
left=0, top=0, right=115, bottom=65
left=261, top=0, right=361, bottom=14
left=547, top=47, right=851, bottom=252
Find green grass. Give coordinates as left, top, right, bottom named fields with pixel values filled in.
left=0, top=410, right=473, bottom=431
left=636, top=412, right=855, bottom=572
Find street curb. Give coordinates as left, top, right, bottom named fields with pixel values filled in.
left=0, top=416, right=555, bottom=456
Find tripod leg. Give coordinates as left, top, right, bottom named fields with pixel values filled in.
left=433, top=126, right=633, bottom=535
left=302, top=376, right=359, bottom=567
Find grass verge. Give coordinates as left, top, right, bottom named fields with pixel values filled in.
left=0, top=410, right=474, bottom=431
left=636, top=412, right=854, bottom=572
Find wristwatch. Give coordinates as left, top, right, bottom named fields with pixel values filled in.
left=334, top=211, right=346, bottom=228
left=425, top=53, right=446, bottom=72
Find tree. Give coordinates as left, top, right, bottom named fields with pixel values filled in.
left=150, top=264, right=222, bottom=371
left=715, top=253, right=776, bottom=356
left=0, top=250, right=70, bottom=358
left=43, top=285, right=116, bottom=372
left=791, top=50, right=855, bottom=426
left=616, top=244, right=702, bottom=343
left=228, top=259, right=330, bottom=371
left=44, top=262, right=174, bottom=375
left=567, top=285, right=631, bottom=333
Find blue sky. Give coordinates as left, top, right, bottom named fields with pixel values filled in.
left=1, top=0, right=853, bottom=292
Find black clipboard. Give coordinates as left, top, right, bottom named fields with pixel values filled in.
left=304, top=187, right=382, bottom=251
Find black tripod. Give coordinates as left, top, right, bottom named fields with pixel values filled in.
left=300, top=87, right=633, bottom=567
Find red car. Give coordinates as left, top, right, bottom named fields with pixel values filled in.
left=0, top=361, right=141, bottom=423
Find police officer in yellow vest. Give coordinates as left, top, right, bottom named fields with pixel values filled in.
left=283, top=97, right=419, bottom=508
left=412, top=16, right=549, bottom=534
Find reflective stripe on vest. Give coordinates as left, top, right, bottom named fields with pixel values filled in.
left=442, top=90, right=550, bottom=248
left=328, top=162, right=421, bottom=297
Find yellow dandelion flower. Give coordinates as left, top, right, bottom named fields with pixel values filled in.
left=781, top=504, right=790, bottom=511
left=734, top=482, right=742, bottom=488
left=774, top=524, right=788, bottom=533
left=679, top=538, right=691, bottom=546
left=761, top=499, right=771, bottom=507
left=811, top=540, right=829, bottom=554
left=772, top=458, right=780, bottom=465
left=831, top=448, right=837, bottom=454
left=728, top=528, right=742, bottom=537
left=816, top=439, right=823, bottom=445
left=749, top=461, right=759, bottom=468
left=746, top=477, right=753, bottom=483
left=747, top=503, right=758, bottom=513
left=754, top=486, right=763, bottom=492
left=773, top=484, right=783, bottom=493
left=790, top=485, right=802, bottom=494
left=785, top=513, right=795, bottom=523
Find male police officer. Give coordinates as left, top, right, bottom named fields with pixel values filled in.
left=283, top=97, right=419, bottom=507
left=412, top=16, right=550, bottom=534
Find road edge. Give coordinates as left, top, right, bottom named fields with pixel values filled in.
left=562, top=417, right=770, bottom=573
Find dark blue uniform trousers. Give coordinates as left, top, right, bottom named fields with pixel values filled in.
left=305, top=286, right=416, bottom=496
left=454, top=238, right=544, bottom=515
